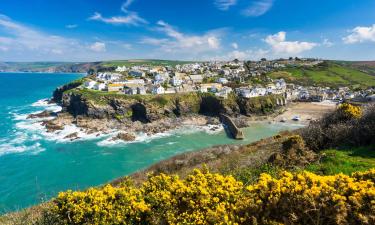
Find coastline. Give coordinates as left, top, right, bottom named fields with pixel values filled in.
left=23, top=98, right=336, bottom=145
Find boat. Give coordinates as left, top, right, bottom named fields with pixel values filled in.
left=292, top=116, right=301, bottom=121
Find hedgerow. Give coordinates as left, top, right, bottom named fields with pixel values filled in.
left=51, top=168, right=375, bottom=225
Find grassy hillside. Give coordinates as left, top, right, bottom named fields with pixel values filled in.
left=0, top=60, right=196, bottom=73
left=269, top=61, right=375, bottom=88
left=101, top=59, right=196, bottom=67
left=306, top=146, right=375, bottom=175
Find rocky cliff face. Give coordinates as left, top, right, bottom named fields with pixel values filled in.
left=59, top=91, right=285, bottom=124
left=52, top=79, right=84, bottom=103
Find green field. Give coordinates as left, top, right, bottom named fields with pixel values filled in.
left=306, top=146, right=375, bottom=175
left=101, top=59, right=197, bottom=67
left=269, top=61, right=375, bottom=88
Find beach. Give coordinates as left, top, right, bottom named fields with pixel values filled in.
left=272, top=101, right=337, bottom=124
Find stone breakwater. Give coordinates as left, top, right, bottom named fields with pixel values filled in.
left=220, top=114, right=244, bottom=140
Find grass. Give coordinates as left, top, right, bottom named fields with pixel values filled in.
left=269, top=61, right=375, bottom=88
left=306, top=146, right=375, bottom=175
left=101, top=59, right=196, bottom=67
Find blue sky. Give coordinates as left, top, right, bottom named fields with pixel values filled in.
left=1, top=0, right=375, bottom=61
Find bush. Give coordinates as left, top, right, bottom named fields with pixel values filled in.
left=338, top=103, right=362, bottom=119
left=52, top=169, right=375, bottom=225
left=300, top=103, right=374, bottom=151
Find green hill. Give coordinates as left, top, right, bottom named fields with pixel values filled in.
left=269, top=61, right=375, bottom=88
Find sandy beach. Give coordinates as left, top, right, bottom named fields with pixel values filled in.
left=272, top=101, right=337, bottom=125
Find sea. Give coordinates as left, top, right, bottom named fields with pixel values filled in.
left=0, top=72, right=303, bottom=213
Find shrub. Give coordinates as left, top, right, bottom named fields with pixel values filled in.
left=300, top=103, right=374, bottom=151
left=52, top=169, right=375, bottom=225
left=282, top=135, right=305, bottom=151
left=338, top=103, right=362, bottom=119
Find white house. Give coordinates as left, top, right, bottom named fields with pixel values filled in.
left=170, top=76, right=183, bottom=86
left=129, top=70, right=145, bottom=78
left=152, top=85, right=165, bottom=95
left=96, top=73, right=121, bottom=82
left=115, top=66, right=127, bottom=72
left=154, top=73, right=169, bottom=84
left=217, top=78, right=229, bottom=84
left=124, top=79, right=145, bottom=85
left=93, top=83, right=107, bottom=91
left=83, top=80, right=97, bottom=89
left=189, top=75, right=203, bottom=84
left=215, top=87, right=233, bottom=98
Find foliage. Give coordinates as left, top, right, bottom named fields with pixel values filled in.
left=300, top=103, right=375, bottom=151
left=338, top=103, right=362, bottom=119
left=51, top=169, right=375, bottom=225
left=281, top=135, right=305, bottom=150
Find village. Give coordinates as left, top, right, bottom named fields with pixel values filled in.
left=81, top=58, right=375, bottom=103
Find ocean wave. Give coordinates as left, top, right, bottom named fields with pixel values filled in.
left=31, top=99, right=62, bottom=112
left=0, top=142, right=45, bottom=157
left=96, top=124, right=224, bottom=147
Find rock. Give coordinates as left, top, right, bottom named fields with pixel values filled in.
left=112, top=133, right=136, bottom=142
left=27, top=110, right=54, bottom=119
left=64, top=132, right=79, bottom=140
left=42, top=121, right=64, bottom=132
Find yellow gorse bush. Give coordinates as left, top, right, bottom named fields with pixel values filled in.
left=338, top=103, right=362, bottom=119
left=53, top=169, right=375, bottom=225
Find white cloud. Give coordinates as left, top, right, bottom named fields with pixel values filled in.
left=89, top=42, right=106, bottom=52
left=214, top=0, right=237, bottom=11
left=322, top=38, right=334, bottom=47
left=66, top=24, right=78, bottom=29
left=231, top=42, right=239, bottom=49
left=142, top=21, right=222, bottom=54
left=88, top=12, right=147, bottom=26
left=121, top=0, right=135, bottom=12
left=89, top=1, right=147, bottom=26
left=265, top=31, right=317, bottom=55
left=213, top=48, right=269, bottom=61
left=242, top=0, right=274, bottom=17
left=0, top=14, right=78, bottom=55
left=343, top=24, right=375, bottom=44
left=0, top=14, right=134, bottom=61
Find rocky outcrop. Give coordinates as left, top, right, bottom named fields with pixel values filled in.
left=112, top=133, right=136, bottom=142
left=52, top=79, right=84, bottom=103
left=27, top=110, right=55, bottom=119
left=59, top=91, right=285, bottom=127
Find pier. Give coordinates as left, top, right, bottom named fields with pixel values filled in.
left=220, top=114, right=244, bottom=140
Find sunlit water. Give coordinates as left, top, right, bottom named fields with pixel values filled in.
left=0, top=73, right=303, bottom=213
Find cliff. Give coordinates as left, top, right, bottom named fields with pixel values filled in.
left=59, top=89, right=286, bottom=123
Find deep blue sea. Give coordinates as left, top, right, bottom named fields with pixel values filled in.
left=0, top=72, right=302, bottom=213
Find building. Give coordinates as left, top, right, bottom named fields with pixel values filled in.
left=152, top=85, right=165, bottom=95
left=217, top=78, right=229, bottom=84
left=83, top=80, right=96, bottom=89
left=199, top=83, right=223, bottom=93
left=115, top=66, right=127, bottom=72
left=189, top=75, right=204, bottom=84
left=170, top=76, right=183, bottom=86
left=129, top=70, right=145, bottom=78
left=215, top=87, right=233, bottom=98
left=94, top=83, right=107, bottom=91
left=108, top=83, right=124, bottom=92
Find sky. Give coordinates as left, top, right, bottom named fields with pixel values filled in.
left=1, top=0, right=375, bottom=62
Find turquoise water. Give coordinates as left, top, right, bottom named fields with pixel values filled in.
left=0, top=73, right=302, bottom=213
